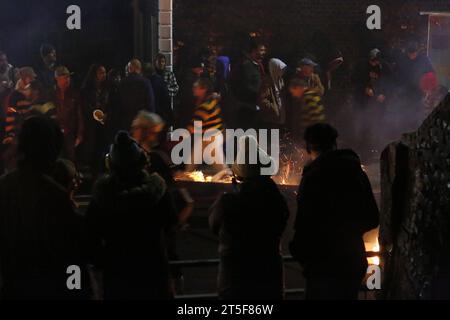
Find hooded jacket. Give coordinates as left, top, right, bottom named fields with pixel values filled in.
left=85, top=170, right=177, bottom=299
left=260, top=58, right=287, bottom=125
left=209, top=176, right=289, bottom=299
left=290, top=149, right=379, bottom=278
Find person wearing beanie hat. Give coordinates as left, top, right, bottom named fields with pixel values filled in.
left=132, top=112, right=194, bottom=294
left=108, top=131, right=148, bottom=173
left=209, top=134, right=289, bottom=299
left=85, top=130, right=177, bottom=299
left=290, top=123, right=379, bottom=300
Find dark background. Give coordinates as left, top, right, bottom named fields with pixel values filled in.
left=1, top=0, right=450, bottom=87
left=0, top=0, right=158, bottom=85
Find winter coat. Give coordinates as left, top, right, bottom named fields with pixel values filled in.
left=85, top=171, right=176, bottom=299
left=259, top=59, right=287, bottom=125
left=117, top=73, right=155, bottom=131
left=0, top=166, right=87, bottom=299
left=52, top=87, right=84, bottom=140
left=148, top=74, right=173, bottom=126
left=209, top=176, right=289, bottom=299
left=232, top=56, right=264, bottom=108
left=290, top=150, right=379, bottom=279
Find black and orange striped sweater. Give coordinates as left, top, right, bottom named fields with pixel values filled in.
left=187, top=95, right=224, bottom=134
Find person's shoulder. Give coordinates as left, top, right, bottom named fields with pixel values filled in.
left=0, top=170, right=17, bottom=188
left=241, top=58, right=256, bottom=69
left=216, top=191, right=239, bottom=210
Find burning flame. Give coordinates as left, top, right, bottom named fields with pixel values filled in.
left=185, top=171, right=213, bottom=183
left=366, top=240, right=380, bottom=266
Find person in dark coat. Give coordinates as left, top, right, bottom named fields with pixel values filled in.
left=352, top=49, right=392, bottom=160
left=143, top=63, right=173, bottom=126
left=52, top=66, right=84, bottom=162
left=85, top=131, right=176, bottom=300
left=209, top=135, right=289, bottom=299
left=0, top=116, right=88, bottom=299
left=80, top=64, right=109, bottom=175
left=176, top=57, right=205, bottom=128
left=117, top=59, right=155, bottom=132
left=131, top=111, right=194, bottom=294
left=230, top=40, right=267, bottom=129
left=103, top=69, right=122, bottom=145
left=396, top=40, right=438, bottom=132
left=37, top=44, right=58, bottom=91
left=290, top=123, right=379, bottom=300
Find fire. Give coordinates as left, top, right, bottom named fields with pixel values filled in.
left=177, top=170, right=233, bottom=184
left=185, top=171, right=213, bottom=183
left=176, top=169, right=298, bottom=186
left=366, top=239, right=380, bottom=266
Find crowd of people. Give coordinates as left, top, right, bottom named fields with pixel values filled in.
left=0, top=35, right=446, bottom=300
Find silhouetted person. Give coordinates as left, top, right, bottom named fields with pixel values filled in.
left=231, top=39, right=267, bottom=129
left=52, top=66, right=84, bottom=162
left=290, top=123, right=379, bottom=300
left=117, top=59, right=155, bottom=131
left=143, top=63, right=173, bottom=126
left=0, top=116, right=87, bottom=299
left=131, top=111, right=194, bottom=294
left=85, top=131, right=176, bottom=299
left=209, top=135, right=289, bottom=299
left=397, top=41, right=438, bottom=132
left=80, top=64, right=109, bottom=175
left=177, top=56, right=205, bottom=128
left=38, top=44, right=58, bottom=91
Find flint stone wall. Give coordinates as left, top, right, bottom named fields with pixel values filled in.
left=380, top=94, right=450, bottom=299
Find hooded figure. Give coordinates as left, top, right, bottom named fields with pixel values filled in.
left=259, top=58, right=287, bottom=127
left=209, top=135, right=289, bottom=299
left=85, top=131, right=176, bottom=299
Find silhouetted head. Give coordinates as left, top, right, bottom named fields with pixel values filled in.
left=249, top=39, right=267, bottom=62
left=154, top=53, right=167, bottom=72
left=406, top=41, right=419, bottom=60
left=127, top=59, right=142, bottom=75
left=107, top=131, right=148, bottom=176
left=304, top=123, right=338, bottom=160
left=143, top=62, right=156, bottom=78
left=40, top=43, right=57, bottom=64
left=17, top=116, right=64, bottom=172
left=82, top=64, right=107, bottom=90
